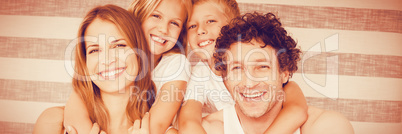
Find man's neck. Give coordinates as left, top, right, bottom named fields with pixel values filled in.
left=235, top=101, right=283, bottom=134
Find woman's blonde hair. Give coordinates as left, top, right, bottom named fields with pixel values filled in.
left=128, top=0, right=192, bottom=54
left=73, top=4, right=155, bottom=132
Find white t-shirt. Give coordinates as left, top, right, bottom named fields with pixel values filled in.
left=184, top=61, right=234, bottom=115
left=223, top=105, right=301, bottom=134
left=152, top=54, right=191, bottom=93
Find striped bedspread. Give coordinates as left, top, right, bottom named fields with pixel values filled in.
left=0, top=0, right=401, bottom=133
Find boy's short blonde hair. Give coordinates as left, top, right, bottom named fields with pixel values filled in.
left=191, top=0, right=240, bottom=21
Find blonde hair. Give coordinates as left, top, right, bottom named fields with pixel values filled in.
left=128, top=0, right=192, bottom=54
left=191, top=0, right=240, bottom=21
left=74, top=4, right=155, bottom=132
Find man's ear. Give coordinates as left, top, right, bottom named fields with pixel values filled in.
left=281, top=70, right=290, bottom=84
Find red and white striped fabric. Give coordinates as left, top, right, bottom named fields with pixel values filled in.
left=0, top=0, right=401, bottom=133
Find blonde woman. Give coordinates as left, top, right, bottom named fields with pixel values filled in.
left=64, top=0, right=191, bottom=133
left=34, top=5, right=155, bottom=134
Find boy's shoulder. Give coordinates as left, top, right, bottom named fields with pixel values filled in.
left=302, top=106, right=354, bottom=134
left=202, top=110, right=224, bottom=134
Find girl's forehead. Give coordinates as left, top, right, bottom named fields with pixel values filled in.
left=155, top=0, right=187, bottom=20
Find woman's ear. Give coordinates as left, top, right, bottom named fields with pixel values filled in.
left=281, top=71, right=290, bottom=84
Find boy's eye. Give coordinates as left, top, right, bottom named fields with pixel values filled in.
left=188, top=25, right=196, bottom=30
left=207, top=20, right=216, bottom=23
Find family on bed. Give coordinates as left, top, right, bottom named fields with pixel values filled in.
left=33, top=0, right=354, bottom=134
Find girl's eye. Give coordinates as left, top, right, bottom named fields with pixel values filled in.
left=188, top=25, right=196, bottom=30
left=152, top=14, right=161, bottom=19
left=207, top=20, right=216, bottom=23
left=171, top=21, right=180, bottom=27
left=88, top=49, right=99, bottom=54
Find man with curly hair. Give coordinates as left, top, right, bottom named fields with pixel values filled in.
left=201, top=12, right=354, bottom=134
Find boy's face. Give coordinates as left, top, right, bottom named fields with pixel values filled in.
left=223, top=39, right=289, bottom=118
left=187, top=2, right=229, bottom=60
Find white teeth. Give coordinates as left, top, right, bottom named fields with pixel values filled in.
left=100, top=69, right=124, bottom=77
left=151, top=36, right=166, bottom=44
left=199, top=40, right=213, bottom=47
left=242, top=92, right=264, bottom=98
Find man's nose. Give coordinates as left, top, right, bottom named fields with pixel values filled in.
left=240, top=70, right=260, bottom=88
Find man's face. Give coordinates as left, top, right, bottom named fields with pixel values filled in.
left=223, top=39, right=289, bottom=118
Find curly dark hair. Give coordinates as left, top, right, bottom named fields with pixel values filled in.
left=214, top=12, right=301, bottom=78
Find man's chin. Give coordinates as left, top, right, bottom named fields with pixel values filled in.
left=238, top=104, right=267, bottom=118
left=242, top=110, right=265, bottom=118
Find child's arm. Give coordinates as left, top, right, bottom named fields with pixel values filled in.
left=178, top=100, right=206, bottom=134
left=149, top=80, right=187, bottom=134
left=64, top=89, right=93, bottom=134
left=264, top=81, right=308, bottom=134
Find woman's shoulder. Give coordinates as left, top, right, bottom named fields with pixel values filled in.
left=33, top=106, right=65, bottom=134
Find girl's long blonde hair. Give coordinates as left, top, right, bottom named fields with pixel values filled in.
left=128, top=0, right=192, bottom=54
left=73, top=4, right=155, bottom=132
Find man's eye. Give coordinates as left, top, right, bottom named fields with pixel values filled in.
left=258, top=65, right=270, bottom=69
left=231, top=66, right=241, bottom=70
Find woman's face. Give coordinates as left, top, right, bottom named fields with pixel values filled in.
left=85, top=18, right=138, bottom=93
left=141, top=0, right=187, bottom=55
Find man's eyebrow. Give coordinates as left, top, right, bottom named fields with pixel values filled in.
left=227, top=60, right=241, bottom=65
left=254, top=58, right=270, bottom=62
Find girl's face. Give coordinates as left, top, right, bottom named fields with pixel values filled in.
left=85, top=18, right=138, bottom=93
left=141, top=0, right=187, bottom=55
left=187, top=2, right=228, bottom=60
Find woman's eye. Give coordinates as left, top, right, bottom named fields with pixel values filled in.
left=114, top=44, right=127, bottom=48
left=88, top=49, right=99, bottom=54
left=207, top=20, right=216, bottom=23
left=188, top=25, right=196, bottom=30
